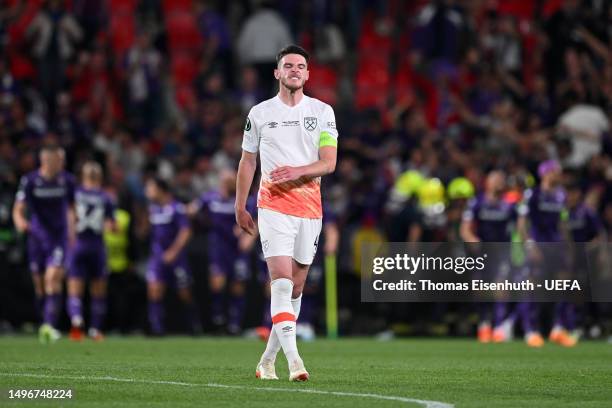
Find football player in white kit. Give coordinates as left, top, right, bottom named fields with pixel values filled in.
left=235, top=45, right=338, bottom=381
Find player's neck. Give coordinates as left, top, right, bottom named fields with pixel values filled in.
left=485, top=191, right=500, bottom=202
left=277, top=87, right=304, bottom=107
left=39, top=167, right=58, bottom=180
left=541, top=181, right=554, bottom=192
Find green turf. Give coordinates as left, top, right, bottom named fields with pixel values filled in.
left=0, top=336, right=611, bottom=407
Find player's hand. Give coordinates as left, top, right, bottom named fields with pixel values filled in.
left=235, top=208, right=256, bottom=235
left=270, top=166, right=303, bottom=183
left=14, top=219, right=30, bottom=234
left=162, top=249, right=178, bottom=264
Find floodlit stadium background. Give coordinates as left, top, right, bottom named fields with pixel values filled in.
left=0, top=0, right=611, bottom=339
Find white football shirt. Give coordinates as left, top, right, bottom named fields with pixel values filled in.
left=242, top=94, right=338, bottom=219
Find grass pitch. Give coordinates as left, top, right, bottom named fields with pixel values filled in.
left=1, top=336, right=611, bottom=407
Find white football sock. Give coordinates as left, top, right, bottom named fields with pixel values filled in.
left=268, top=278, right=300, bottom=363
left=262, top=293, right=301, bottom=361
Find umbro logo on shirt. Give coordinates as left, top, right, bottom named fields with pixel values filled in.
left=268, top=122, right=278, bottom=129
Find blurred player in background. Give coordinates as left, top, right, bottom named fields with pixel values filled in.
left=189, top=170, right=250, bottom=335
left=66, top=161, right=115, bottom=341
left=563, top=180, right=606, bottom=343
left=517, top=160, right=568, bottom=347
left=297, top=207, right=339, bottom=340
left=12, top=144, right=76, bottom=343
left=236, top=45, right=338, bottom=381
left=461, top=170, right=518, bottom=343
left=145, top=177, right=200, bottom=336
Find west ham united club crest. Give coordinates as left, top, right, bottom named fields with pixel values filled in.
left=304, top=117, right=317, bottom=131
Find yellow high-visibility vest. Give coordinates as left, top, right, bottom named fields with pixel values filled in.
left=104, top=209, right=130, bottom=273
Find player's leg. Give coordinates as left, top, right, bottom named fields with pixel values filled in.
left=146, top=260, right=167, bottom=335
left=227, top=256, right=250, bottom=335
left=41, top=264, right=65, bottom=343
left=267, top=256, right=307, bottom=381
left=27, top=237, right=45, bottom=320
left=66, top=277, right=85, bottom=340
left=550, top=301, right=578, bottom=347
left=297, top=262, right=322, bottom=341
left=261, top=260, right=305, bottom=362
left=281, top=216, right=322, bottom=381
left=255, top=208, right=300, bottom=380
left=89, top=278, right=107, bottom=340
left=174, top=262, right=201, bottom=335
left=39, top=244, right=67, bottom=343
left=209, top=261, right=227, bottom=330
left=66, top=248, right=86, bottom=340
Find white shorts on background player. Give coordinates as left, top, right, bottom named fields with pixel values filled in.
left=258, top=207, right=322, bottom=265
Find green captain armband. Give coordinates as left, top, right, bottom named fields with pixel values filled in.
left=319, top=131, right=337, bottom=148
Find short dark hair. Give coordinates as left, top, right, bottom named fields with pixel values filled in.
left=40, top=143, right=63, bottom=154
left=276, top=45, right=309, bottom=66
left=149, top=176, right=172, bottom=194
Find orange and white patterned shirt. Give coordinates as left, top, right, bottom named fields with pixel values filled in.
left=242, top=95, right=338, bottom=219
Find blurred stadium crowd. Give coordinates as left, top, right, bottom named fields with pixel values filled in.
left=0, top=0, right=611, bottom=337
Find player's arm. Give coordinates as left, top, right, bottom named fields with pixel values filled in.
left=12, top=200, right=29, bottom=233
left=67, top=205, right=77, bottom=246
left=270, top=146, right=337, bottom=183
left=235, top=150, right=257, bottom=235
left=13, top=176, right=30, bottom=233
left=459, top=199, right=480, bottom=242
left=104, top=200, right=118, bottom=233
left=460, top=219, right=480, bottom=243
left=163, top=226, right=192, bottom=264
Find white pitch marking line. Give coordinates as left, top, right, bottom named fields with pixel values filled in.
left=0, top=372, right=454, bottom=408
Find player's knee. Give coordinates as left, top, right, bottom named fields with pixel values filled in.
left=230, top=281, right=245, bottom=297
left=32, top=276, right=44, bottom=297
left=44, top=268, right=63, bottom=293
left=209, top=275, right=226, bottom=292
left=67, top=280, right=82, bottom=296
left=148, top=283, right=164, bottom=301
left=90, top=280, right=107, bottom=297
left=177, top=288, right=192, bottom=303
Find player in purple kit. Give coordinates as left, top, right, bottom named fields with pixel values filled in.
left=562, top=180, right=605, bottom=343
left=12, top=144, right=76, bottom=343
left=145, top=176, right=200, bottom=335
left=66, top=162, right=116, bottom=341
left=460, top=170, right=518, bottom=343
left=188, top=170, right=250, bottom=334
left=517, top=159, right=570, bottom=347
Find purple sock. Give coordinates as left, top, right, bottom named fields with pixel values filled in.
left=478, top=302, right=492, bottom=324
left=67, top=296, right=83, bottom=326
left=182, top=300, right=201, bottom=332
left=518, top=302, right=539, bottom=333
left=228, top=295, right=246, bottom=329
left=210, top=291, right=225, bottom=325
left=493, top=302, right=509, bottom=327
left=148, top=300, right=164, bottom=335
left=564, top=303, right=577, bottom=331
left=44, top=294, right=61, bottom=327
left=557, top=302, right=577, bottom=331
left=90, top=297, right=107, bottom=331
left=34, top=295, right=45, bottom=322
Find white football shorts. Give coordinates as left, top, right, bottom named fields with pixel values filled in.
left=257, top=208, right=322, bottom=265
